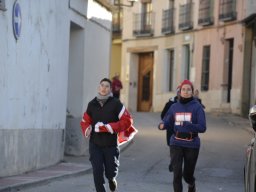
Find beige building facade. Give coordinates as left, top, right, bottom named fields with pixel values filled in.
left=117, top=0, right=255, bottom=115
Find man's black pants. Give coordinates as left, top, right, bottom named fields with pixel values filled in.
left=89, top=142, right=120, bottom=192
left=170, top=145, right=199, bottom=192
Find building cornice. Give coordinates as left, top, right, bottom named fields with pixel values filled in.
left=94, top=0, right=116, bottom=12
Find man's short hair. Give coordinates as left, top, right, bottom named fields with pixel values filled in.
left=100, top=78, right=112, bottom=87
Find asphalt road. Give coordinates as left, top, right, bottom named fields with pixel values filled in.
left=18, top=112, right=253, bottom=192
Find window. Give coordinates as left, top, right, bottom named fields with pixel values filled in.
left=133, top=2, right=155, bottom=36
left=219, top=0, right=237, bottom=22
left=168, top=49, right=175, bottom=91
left=141, top=2, right=153, bottom=32
left=179, top=1, right=193, bottom=30
left=112, top=11, right=123, bottom=36
left=142, top=71, right=151, bottom=101
left=201, top=45, right=211, bottom=91
left=162, top=1, right=175, bottom=34
left=182, top=45, right=190, bottom=80
left=198, top=0, right=214, bottom=26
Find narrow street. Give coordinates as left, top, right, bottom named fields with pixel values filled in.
left=18, top=112, right=253, bottom=192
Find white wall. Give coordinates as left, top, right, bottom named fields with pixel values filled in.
left=0, top=0, right=70, bottom=177
left=83, top=22, right=112, bottom=106
left=0, top=0, right=69, bottom=129
left=0, top=0, right=112, bottom=176
left=82, top=0, right=112, bottom=109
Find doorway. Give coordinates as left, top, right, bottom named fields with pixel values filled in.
left=65, top=22, right=85, bottom=156
left=137, top=52, right=154, bottom=111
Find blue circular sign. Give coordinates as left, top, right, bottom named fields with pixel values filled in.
left=12, top=1, right=22, bottom=40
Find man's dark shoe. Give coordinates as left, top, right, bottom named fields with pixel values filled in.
left=109, top=179, right=117, bottom=192
left=188, top=183, right=196, bottom=192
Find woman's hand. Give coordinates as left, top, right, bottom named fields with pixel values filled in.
left=158, top=123, right=165, bottom=130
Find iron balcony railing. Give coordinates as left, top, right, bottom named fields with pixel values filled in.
left=219, top=0, right=237, bottom=22
left=112, top=10, right=123, bottom=38
left=133, top=11, right=155, bottom=37
left=162, top=8, right=175, bottom=34
left=179, top=2, right=193, bottom=31
left=198, top=0, right=214, bottom=26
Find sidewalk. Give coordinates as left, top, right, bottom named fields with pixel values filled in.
left=0, top=140, right=132, bottom=192
left=211, top=111, right=253, bottom=134
left=0, top=112, right=253, bottom=192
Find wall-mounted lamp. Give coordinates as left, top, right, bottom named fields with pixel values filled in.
left=114, top=0, right=137, bottom=7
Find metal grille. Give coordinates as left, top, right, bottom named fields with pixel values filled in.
left=219, top=0, right=237, bottom=21
left=133, top=12, right=155, bottom=36
left=142, top=72, right=150, bottom=101
left=112, top=11, right=123, bottom=36
left=168, top=50, right=175, bottom=91
left=179, top=2, right=193, bottom=30
left=201, top=46, right=211, bottom=91
left=162, top=8, right=175, bottom=34
left=198, top=0, right=214, bottom=26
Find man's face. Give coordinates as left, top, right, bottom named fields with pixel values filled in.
left=98, top=81, right=111, bottom=96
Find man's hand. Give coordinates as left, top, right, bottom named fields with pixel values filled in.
left=95, top=122, right=114, bottom=134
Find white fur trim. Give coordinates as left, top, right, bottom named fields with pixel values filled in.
left=118, top=105, right=126, bottom=119
left=85, top=126, right=92, bottom=138
left=118, top=126, right=138, bottom=146
left=95, top=122, right=104, bottom=132
left=105, top=124, right=114, bottom=134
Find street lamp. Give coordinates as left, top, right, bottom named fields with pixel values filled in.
left=114, top=0, right=137, bottom=7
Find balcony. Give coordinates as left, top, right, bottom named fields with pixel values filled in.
left=198, top=0, right=214, bottom=26
left=219, top=0, right=237, bottom=22
left=133, top=12, right=155, bottom=37
left=179, top=2, right=193, bottom=31
left=112, top=10, right=123, bottom=38
left=162, top=8, right=175, bottom=35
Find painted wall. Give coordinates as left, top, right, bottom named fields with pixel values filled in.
left=66, top=0, right=112, bottom=156
left=121, top=0, right=247, bottom=114
left=110, top=40, right=122, bottom=79
left=0, top=0, right=112, bottom=177
left=0, top=0, right=69, bottom=177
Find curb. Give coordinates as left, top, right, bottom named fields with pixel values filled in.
left=0, top=140, right=134, bottom=192
left=0, top=163, right=91, bottom=192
